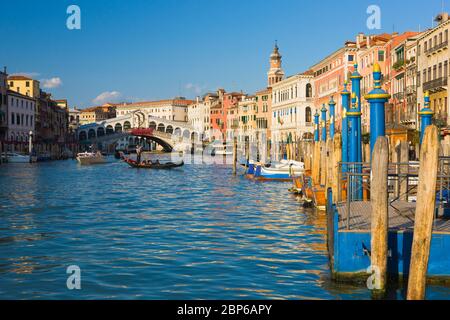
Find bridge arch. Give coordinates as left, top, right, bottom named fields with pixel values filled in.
left=182, top=129, right=190, bottom=139
left=97, top=127, right=105, bottom=137
left=106, top=125, right=114, bottom=135
left=157, top=123, right=165, bottom=132
left=166, top=125, right=174, bottom=134
left=88, top=129, right=96, bottom=139
left=174, top=127, right=181, bottom=137
left=149, top=121, right=157, bottom=130
left=115, top=123, right=123, bottom=132
left=124, top=121, right=131, bottom=131
left=79, top=131, right=87, bottom=141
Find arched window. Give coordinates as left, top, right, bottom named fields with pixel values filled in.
left=306, top=84, right=312, bottom=98
left=305, top=107, right=312, bottom=123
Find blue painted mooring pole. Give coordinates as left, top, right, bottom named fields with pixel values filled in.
left=341, top=82, right=350, bottom=173
left=350, top=63, right=363, bottom=164
left=329, top=96, right=336, bottom=140
left=314, top=110, right=320, bottom=142
left=364, top=63, right=390, bottom=159
left=321, top=104, right=327, bottom=142
left=419, top=91, right=434, bottom=144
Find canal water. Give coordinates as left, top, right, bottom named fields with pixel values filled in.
left=0, top=160, right=449, bottom=299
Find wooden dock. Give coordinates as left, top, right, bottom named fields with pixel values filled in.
left=336, top=201, right=450, bottom=233
left=328, top=199, right=450, bottom=282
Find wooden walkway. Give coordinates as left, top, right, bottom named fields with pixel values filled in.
left=336, top=201, right=450, bottom=233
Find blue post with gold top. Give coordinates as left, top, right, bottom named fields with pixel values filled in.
left=347, top=92, right=363, bottom=200
left=419, top=91, right=434, bottom=144
left=364, top=63, right=391, bottom=158
left=350, top=63, right=363, bottom=163
left=341, top=81, right=350, bottom=173
left=321, top=104, right=327, bottom=142
left=329, top=96, right=336, bottom=139
left=314, top=110, right=320, bottom=142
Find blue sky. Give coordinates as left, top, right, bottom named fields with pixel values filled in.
left=0, top=0, right=447, bottom=108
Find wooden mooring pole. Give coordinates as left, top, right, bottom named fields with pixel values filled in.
left=407, top=125, right=439, bottom=300
left=332, top=134, right=342, bottom=203
left=370, top=136, right=389, bottom=294
left=232, top=136, right=237, bottom=175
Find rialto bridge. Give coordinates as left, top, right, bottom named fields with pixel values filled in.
left=77, top=110, right=202, bottom=151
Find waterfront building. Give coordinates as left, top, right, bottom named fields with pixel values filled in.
left=116, top=98, right=193, bottom=126
left=0, top=68, right=8, bottom=142
left=7, top=75, right=40, bottom=98
left=236, top=95, right=257, bottom=144
left=37, top=91, right=69, bottom=145
left=68, top=107, right=81, bottom=133
left=79, top=105, right=117, bottom=125
left=55, top=99, right=69, bottom=111
left=214, top=91, right=244, bottom=141
left=255, top=88, right=272, bottom=143
left=416, top=13, right=449, bottom=134
left=355, top=32, right=393, bottom=133
left=310, top=41, right=358, bottom=131
left=188, top=93, right=217, bottom=140
left=270, top=73, right=315, bottom=145
left=6, top=89, right=36, bottom=144
left=383, top=32, right=420, bottom=129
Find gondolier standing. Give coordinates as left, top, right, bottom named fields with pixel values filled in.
left=136, top=145, right=143, bottom=164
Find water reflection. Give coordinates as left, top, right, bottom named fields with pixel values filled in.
left=0, top=161, right=448, bottom=299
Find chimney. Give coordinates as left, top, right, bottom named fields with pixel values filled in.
left=435, top=13, right=449, bottom=25
left=196, top=96, right=200, bottom=103
left=356, top=32, right=365, bottom=49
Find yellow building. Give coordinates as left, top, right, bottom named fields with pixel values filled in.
left=7, top=76, right=40, bottom=98
left=416, top=13, right=449, bottom=129
left=79, top=105, right=117, bottom=125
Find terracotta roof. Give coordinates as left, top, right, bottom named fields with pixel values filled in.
left=117, top=98, right=194, bottom=108
left=8, top=75, right=33, bottom=81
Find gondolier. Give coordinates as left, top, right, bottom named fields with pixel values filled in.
left=136, top=145, right=143, bottom=164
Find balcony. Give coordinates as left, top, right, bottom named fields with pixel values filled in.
left=425, top=40, right=448, bottom=56
left=406, top=85, right=416, bottom=95
left=393, top=92, right=405, bottom=101
left=423, top=77, right=448, bottom=92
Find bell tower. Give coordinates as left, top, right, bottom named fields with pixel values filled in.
left=267, top=41, right=285, bottom=87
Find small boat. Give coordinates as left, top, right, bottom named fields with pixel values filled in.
left=6, top=152, right=30, bottom=163
left=208, top=142, right=233, bottom=156
left=124, top=157, right=184, bottom=169
left=76, top=151, right=107, bottom=165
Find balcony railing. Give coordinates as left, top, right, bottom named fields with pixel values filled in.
left=423, top=77, right=448, bottom=92
left=406, top=85, right=416, bottom=95
left=393, top=92, right=405, bottom=101
left=425, top=40, right=448, bottom=56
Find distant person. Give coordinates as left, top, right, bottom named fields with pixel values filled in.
left=136, top=145, right=143, bottom=163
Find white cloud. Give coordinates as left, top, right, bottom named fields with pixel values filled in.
left=185, top=83, right=206, bottom=95
left=92, top=91, right=122, bottom=105
left=41, top=77, right=63, bottom=89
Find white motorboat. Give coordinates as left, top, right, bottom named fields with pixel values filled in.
left=272, top=159, right=305, bottom=171
left=6, top=152, right=30, bottom=163
left=209, top=142, right=233, bottom=156
left=76, top=151, right=107, bottom=165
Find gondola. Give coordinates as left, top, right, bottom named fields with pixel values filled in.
left=124, top=157, right=184, bottom=169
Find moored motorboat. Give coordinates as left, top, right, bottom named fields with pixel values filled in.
left=76, top=151, right=107, bottom=165
left=124, top=157, right=184, bottom=169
